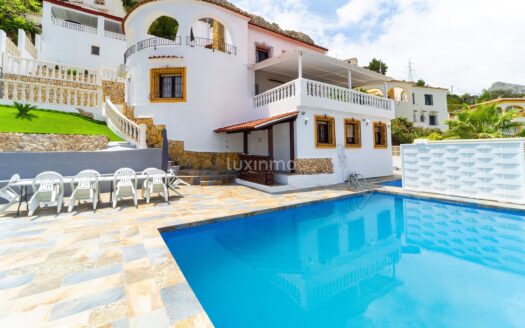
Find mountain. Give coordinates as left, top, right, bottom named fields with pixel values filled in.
left=488, top=82, right=525, bottom=94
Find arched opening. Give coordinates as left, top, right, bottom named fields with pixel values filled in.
left=506, top=105, right=525, bottom=117
left=147, top=16, right=179, bottom=41
left=387, top=87, right=408, bottom=102
left=189, top=17, right=233, bottom=52
left=366, top=88, right=384, bottom=97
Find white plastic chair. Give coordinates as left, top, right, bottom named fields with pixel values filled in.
left=68, top=170, right=101, bottom=212
left=142, top=168, right=168, bottom=203
left=28, top=171, right=64, bottom=216
left=0, top=174, right=21, bottom=215
left=112, top=168, right=137, bottom=208
left=168, top=168, right=190, bottom=196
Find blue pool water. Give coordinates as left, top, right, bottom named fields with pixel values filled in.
left=162, top=193, right=525, bottom=327
left=381, top=179, right=402, bottom=187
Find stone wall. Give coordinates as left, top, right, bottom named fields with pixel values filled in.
left=102, top=80, right=125, bottom=104
left=168, top=140, right=239, bottom=170
left=3, top=73, right=97, bottom=90
left=294, top=158, right=334, bottom=174
left=0, top=133, right=109, bottom=152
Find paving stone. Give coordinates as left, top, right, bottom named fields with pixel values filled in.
left=161, top=283, right=203, bottom=324
left=122, top=244, right=147, bottom=262
left=62, top=264, right=123, bottom=286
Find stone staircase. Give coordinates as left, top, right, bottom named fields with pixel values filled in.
left=175, top=169, right=238, bottom=186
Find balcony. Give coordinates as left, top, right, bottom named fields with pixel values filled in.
left=253, top=78, right=395, bottom=119
left=124, top=36, right=237, bottom=63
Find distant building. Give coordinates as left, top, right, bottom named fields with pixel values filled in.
left=39, top=0, right=127, bottom=69
left=362, top=80, right=449, bottom=131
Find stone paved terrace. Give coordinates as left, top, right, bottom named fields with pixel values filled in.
left=0, top=185, right=360, bottom=327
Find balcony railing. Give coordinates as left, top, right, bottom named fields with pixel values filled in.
left=186, top=36, right=237, bottom=55
left=253, top=78, right=394, bottom=115
left=124, top=36, right=237, bottom=63
left=51, top=17, right=97, bottom=34
left=125, top=37, right=181, bottom=63
left=104, top=30, right=126, bottom=41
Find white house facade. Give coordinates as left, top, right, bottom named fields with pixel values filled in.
left=39, top=0, right=127, bottom=69
left=363, top=80, right=449, bottom=131
left=122, top=0, right=395, bottom=190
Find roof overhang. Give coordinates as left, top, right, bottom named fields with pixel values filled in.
left=215, top=112, right=298, bottom=133
left=44, top=0, right=123, bottom=22
left=250, top=50, right=391, bottom=88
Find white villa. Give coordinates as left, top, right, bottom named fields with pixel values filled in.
left=363, top=79, right=449, bottom=130
left=0, top=0, right=399, bottom=190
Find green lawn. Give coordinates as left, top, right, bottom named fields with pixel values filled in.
left=0, top=105, right=123, bottom=141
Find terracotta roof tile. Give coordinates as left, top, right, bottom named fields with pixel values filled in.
left=215, top=111, right=298, bottom=133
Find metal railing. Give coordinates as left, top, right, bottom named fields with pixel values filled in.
left=104, top=30, right=126, bottom=41
left=125, top=37, right=181, bottom=63
left=124, top=36, right=237, bottom=62
left=186, top=36, right=237, bottom=55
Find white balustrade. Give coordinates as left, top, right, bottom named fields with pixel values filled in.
left=51, top=18, right=97, bottom=34
left=6, top=38, right=20, bottom=57
left=100, top=67, right=125, bottom=83
left=103, top=98, right=147, bottom=149
left=253, top=78, right=394, bottom=113
left=3, top=54, right=100, bottom=85
left=25, top=35, right=37, bottom=59
left=253, top=80, right=297, bottom=108
left=0, top=79, right=99, bottom=109
left=104, top=30, right=126, bottom=41
left=304, top=79, right=393, bottom=111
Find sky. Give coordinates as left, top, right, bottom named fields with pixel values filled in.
left=231, top=0, right=525, bottom=95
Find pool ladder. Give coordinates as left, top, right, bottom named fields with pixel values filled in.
left=348, top=172, right=373, bottom=195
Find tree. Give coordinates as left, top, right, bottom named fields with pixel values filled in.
left=447, top=93, right=476, bottom=113
left=0, top=0, right=40, bottom=38
left=477, top=89, right=525, bottom=102
left=415, top=79, right=426, bottom=87
left=446, top=104, right=523, bottom=139
left=365, top=58, right=388, bottom=75
left=391, top=117, right=442, bottom=145
left=147, top=16, right=179, bottom=41
left=122, top=0, right=140, bottom=12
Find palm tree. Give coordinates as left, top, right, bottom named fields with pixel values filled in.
left=445, top=103, right=523, bottom=139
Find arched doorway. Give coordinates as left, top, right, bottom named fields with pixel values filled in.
left=387, top=87, right=408, bottom=102
left=189, top=17, right=233, bottom=53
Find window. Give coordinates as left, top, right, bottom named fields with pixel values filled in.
left=373, top=122, right=387, bottom=148
left=413, top=111, right=417, bottom=122
left=424, top=94, right=434, bottom=105
left=255, top=43, right=272, bottom=63
left=315, top=115, right=336, bottom=148
left=412, top=92, right=415, bottom=105
left=150, top=67, right=186, bottom=102
left=420, top=113, right=425, bottom=123
left=429, top=114, right=437, bottom=126
left=91, top=46, right=100, bottom=56
left=344, top=119, right=361, bottom=148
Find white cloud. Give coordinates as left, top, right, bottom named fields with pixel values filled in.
left=232, top=0, right=525, bottom=94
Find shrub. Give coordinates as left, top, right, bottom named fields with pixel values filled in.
left=14, top=102, right=38, bottom=118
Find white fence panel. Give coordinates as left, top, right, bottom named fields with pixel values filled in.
left=401, top=139, right=525, bottom=204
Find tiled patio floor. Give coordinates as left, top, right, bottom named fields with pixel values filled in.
left=0, top=185, right=359, bottom=327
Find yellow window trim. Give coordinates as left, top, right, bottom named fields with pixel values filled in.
left=150, top=67, right=187, bottom=103
left=373, top=122, right=388, bottom=149
left=314, top=115, right=336, bottom=148
left=344, top=118, right=361, bottom=148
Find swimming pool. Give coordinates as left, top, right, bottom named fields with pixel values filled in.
left=381, top=179, right=402, bottom=187
left=162, top=193, right=525, bottom=327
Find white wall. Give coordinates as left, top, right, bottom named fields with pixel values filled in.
left=296, top=108, right=394, bottom=181
left=39, top=2, right=127, bottom=69
left=402, top=139, right=525, bottom=204
left=125, top=0, right=254, bottom=153
left=247, top=24, right=326, bottom=65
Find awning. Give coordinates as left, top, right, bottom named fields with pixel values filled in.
left=215, top=112, right=298, bottom=133
left=250, top=49, right=391, bottom=88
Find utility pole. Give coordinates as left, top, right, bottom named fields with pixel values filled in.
left=450, top=85, right=454, bottom=95
left=408, top=59, right=414, bottom=82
